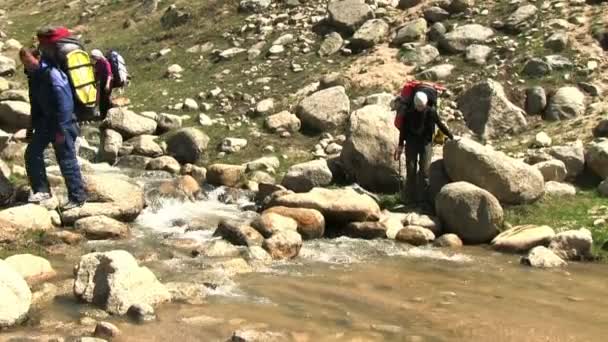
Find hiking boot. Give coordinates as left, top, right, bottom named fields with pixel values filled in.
left=62, top=200, right=86, bottom=211
left=28, top=192, right=52, bottom=203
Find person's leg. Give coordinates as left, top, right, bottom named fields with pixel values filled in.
left=25, top=129, right=51, bottom=196
left=53, top=123, right=87, bottom=205
left=416, top=143, right=433, bottom=203
left=405, top=142, right=419, bottom=204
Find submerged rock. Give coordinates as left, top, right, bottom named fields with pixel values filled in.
left=521, top=246, right=566, bottom=268
left=395, top=226, right=435, bottom=246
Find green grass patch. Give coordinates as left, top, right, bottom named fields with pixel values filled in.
left=0, top=230, right=49, bottom=259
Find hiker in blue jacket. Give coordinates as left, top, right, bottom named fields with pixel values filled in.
left=20, top=47, right=86, bottom=210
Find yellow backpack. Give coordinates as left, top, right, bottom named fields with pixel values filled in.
left=65, top=50, right=97, bottom=117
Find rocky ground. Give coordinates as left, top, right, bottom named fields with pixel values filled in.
left=1, top=0, right=608, bottom=340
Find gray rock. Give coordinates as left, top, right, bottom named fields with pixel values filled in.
left=457, top=79, right=527, bottom=139
left=435, top=182, right=503, bottom=244
left=214, top=220, right=264, bottom=247
left=599, top=178, right=608, bottom=197
left=443, top=138, right=545, bottom=204
left=447, top=0, right=473, bottom=14
left=239, top=0, right=271, bottom=13
left=94, top=321, right=121, bottom=339
left=544, top=87, right=585, bottom=121
left=523, top=58, right=552, bottom=77
left=0, top=260, right=32, bottom=328
left=504, top=4, right=538, bottom=33
left=549, top=228, right=593, bottom=261
left=74, top=215, right=130, bottom=240
left=428, top=22, right=447, bottom=43
left=281, top=159, right=333, bottom=192
left=220, top=137, right=248, bottom=153
left=547, top=142, right=585, bottom=179
left=262, top=230, right=303, bottom=259
left=439, top=24, right=494, bottom=53
left=351, top=19, right=389, bottom=50
left=327, top=0, right=374, bottom=34
left=73, top=250, right=171, bottom=315
left=265, top=111, right=301, bottom=133
left=125, top=135, right=163, bottom=158
left=525, top=86, right=546, bottom=115
left=424, top=6, right=450, bottom=23
left=229, top=329, right=287, bottom=342
left=296, top=86, right=350, bottom=132
left=160, top=5, right=191, bottom=29
left=117, top=155, right=151, bottom=169
left=0, top=89, right=29, bottom=102
left=491, top=225, right=555, bottom=252
left=397, top=0, right=421, bottom=9
left=147, top=156, right=181, bottom=174
left=219, top=48, right=247, bottom=60
left=544, top=55, right=573, bottom=70
left=585, top=139, right=608, bottom=179
left=545, top=32, right=568, bottom=52
left=127, top=303, right=156, bottom=323
left=465, top=44, right=492, bottom=65
left=340, top=105, right=400, bottom=193
left=417, top=64, right=454, bottom=81
left=245, top=156, right=280, bottom=173
left=521, top=246, right=566, bottom=268
left=401, top=44, right=439, bottom=66
left=166, top=128, right=210, bottom=164
left=141, top=0, right=159, bottom=14
left=544, top=181, right=576, bottom=197
left=0, top=101, right=30, bottom=132
left=0, top=168, right=14, bottom=207
left=0, top=55, right=16, bottom=76
left=255, top=98, right=274, bottom=115
left=104, top=108, right=157, bottom=138
left=534, top=159, right=567, bottom=182
left=319, top=32, right=344, bottom=57
left=593, top=120, right=608, bottom=138
left=432, top=233, right=463, bottom=248
left=392, top=18, right=427, bottom=46
left=428, top=159, right=450, bottom=204
left=156, top=113, right=183, bottom=133
left=395, top=226, right=435, bottom=246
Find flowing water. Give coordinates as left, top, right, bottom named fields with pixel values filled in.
left=2, top=172, right=608, bottom=342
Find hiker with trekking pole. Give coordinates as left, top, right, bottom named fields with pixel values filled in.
left=392, top=81, right=458, bottom=206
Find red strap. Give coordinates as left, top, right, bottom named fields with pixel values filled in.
left=37, top=27, right=71, bottom=44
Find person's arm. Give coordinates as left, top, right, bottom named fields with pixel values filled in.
left=433, top=109, right=454, bottom=140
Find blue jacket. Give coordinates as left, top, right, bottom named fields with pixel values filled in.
left=28, top=59, right=76, bottom=133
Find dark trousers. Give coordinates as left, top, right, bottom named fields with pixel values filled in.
left=25, top=123, right=87, bottom=203
left=99, top=84, right=113, bottom=118
left=405, top=141, right=432, bottom=203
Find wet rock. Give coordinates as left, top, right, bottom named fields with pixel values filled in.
left=491, top=225, right=555, bottom=252
left=546, top=142, right=585, bottom=179
left=180, top=163, right=207, bottom=185
left=154, top=175, right=200, bottom=202
left=521, top=246, right=566, bottom=268
left=296, top=86, right=350, bottom=132
left=165, top=282, right=208, bottom=304
left=417, top=64, right=454, bottom=81
left=125, top=135, right=163, bottom=158
left=403, top=212, right=442, bottom=236
left=342, top=221, right=387, bottom=239
left=544, top=87, right=586, bottom=121
left=439, top=24, right=494, bottom=53
left=544, top=181, right=576, bottom=197
left=74, top=215, right=130, bottom=240
left=465, top=44, right=492, bottom=65
left=0, top=55, right=16, bottom=76
left=147, top=156, right=181, bottom=174
left=340, top=105, right=400, bottom=192
left=504, top=4, right=538, bottom=33
left=4, top=254, right=56, bottom=285
left=99, top=129, right=122, bottom=164
left=265, top=111, right=301, bottom=133
left=252, top=212, right=298, bottom=238
left=0, top=101, right=30, bottom=132
left=0, top=204, right=53, bottom=231
left=534, top=159, right=567, bottom=182
left=269, top=187, right=381, bottom=224
left=195, top=240, right=240, bottom=258
left=207, top=164, right=246, bottom=187
left=444, top=138, right=545, bottom=204
left=239, top=0, right=271, bottom=13
left=585, top=139, right=608, bottom=179
left=395, top=226, right=435, bottom=246
left=327, top=0, right=374, bottom=34
left=263, top=230, right=303, bottom=259
left=525, top=86, right=547, bottom=115
left=319, top=32, right=344, bottom=57
left=94, top=322, right=121, bottom=339
left=424, top=6, right=450, bottom=23
left=281, top=159, right=333, bottom=193
left=74, top=250, right=171, bottom=315
left=457, top=79, right=527, bottom=140
left=166, top=127, right=210, bottom=164
left=545, top=32, right=568, bottom=52
left=214, top=220, right=264, bottom=247
left=392, top=18, right=427, bottom=46
left=264, top=206, right=325, bottom=239
left=549, top=228, right=593, bottom=261
left=432, top=233, right=463, bottom=248
left=0, top=259, right=32, bottom=328
left=435, top=182, right=503, bottom=244
left=127, top=303, right=156, bottom=323
left=160, top=4, right=191, bottom=29
left=103, top=108, right=157, bottom=138
left=229, top=329, right=287, bottom=342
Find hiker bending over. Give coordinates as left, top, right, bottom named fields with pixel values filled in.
left=20, top=47, right=87, bottom=209
left=394, top=91, right=455, bottom=204
left=91, top=49, right=113, bottom=118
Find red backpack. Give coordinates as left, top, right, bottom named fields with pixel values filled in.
left=394, top=80, right=446, bottom=129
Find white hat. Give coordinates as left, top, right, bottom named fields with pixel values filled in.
left=91, top=49, right=103, bottom=59
left=414, top=91, right=428, bottom=107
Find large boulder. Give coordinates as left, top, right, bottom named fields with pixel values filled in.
left=543, top=87, right=586, bottom=121
left=265, top=111, right=301, bottom=133
left=546, top=142, right=585, bottom=179
left=443, top=138, right=545, bottom=204
left=585, top=139, right=608, bottom=179
left=340, top=105, right=400, bottom=193
left=327, top=0, right=374, bottom=34
left=0, top=55, right=16, bottom=76
left=521, top=246, right=567, bottom=268
left=74, top=216, right=130, bottom=240
left=263, top=206, right=325, bottom=239
left=269, top=187, right=381, bottom=224
left=435, top=182, right=503, bottom=244
left=491, top=225, right=555, bottom=252
left=503, top=4, right=538, bottom=33
left=439, top=24, right=494, bottom=53
left=0, top=204, right=53, bottom=231
left=4, top=254, right=56, bottom=285
left=296, top=86, right=350, bottom=132
left=392, top=18, right=427, bottom=46
left=73, top=250, right=171, bottom=315
left=0, top=101, right=30, bottom=132
left=0, top=260, right=31, bottom=328
left=549, top=228, right=593, bottom=261
left=207, top=164, right=246, bottom=187
left=351, top=19, right=389, bottom=50
left=534, top=159, right=567, bottom=182
left=262, top=230, right=303, bottom=259
left=457, top=79, right=527, bottom=139
left=103, top=108, right=157, bottom=138
left=99, top=129, right=123, bottom=164
left=281, top=159, right=333, bottom=193
left=60, top=174, right=145, bottom=225
left=166, top=128, right=210, bottom=164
